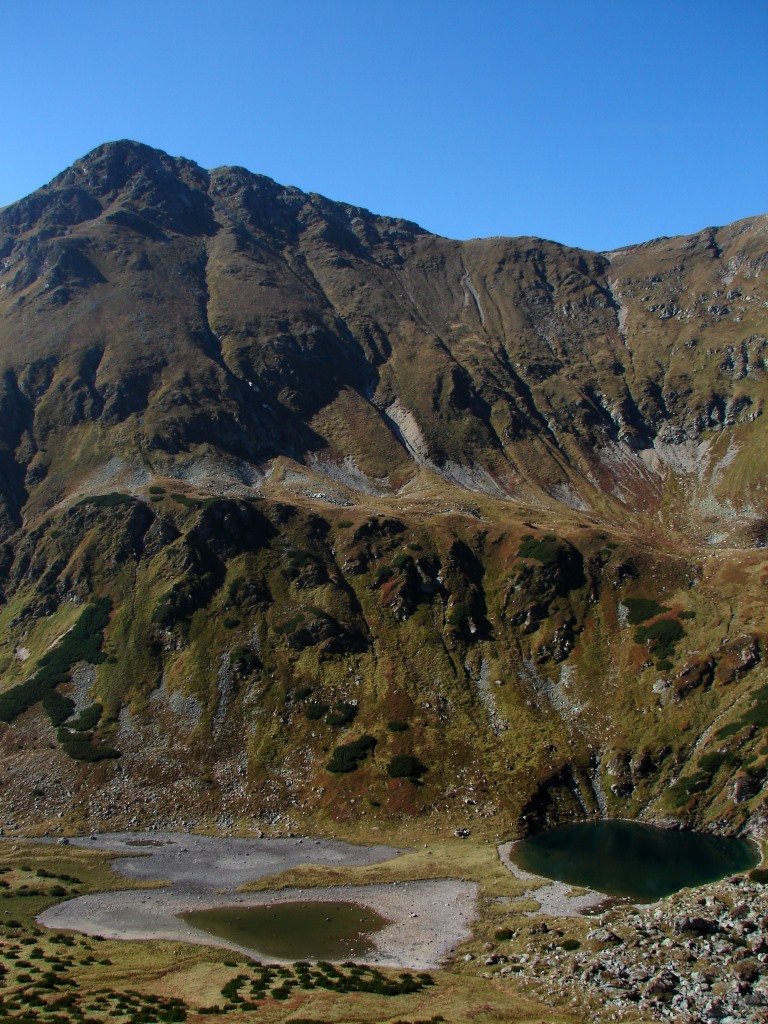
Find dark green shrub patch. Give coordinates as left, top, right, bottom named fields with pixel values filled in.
left=668, top=766, right=716, bottom=806
left=518, top=534, right=560, bottom=566
left=152, top=557, right=222, bottom=628
left=387, top=754, right=427, bottom=780
left=388, top=719, right=409, bottom=732
left=294, top=685, right=314, bottom=701
left=715, top=686, right=768, bottom=740
left=42, top=691, right=75, bottom=727
left=68, top=703, right=102, bottom=732
left=56, top=729, right=120, bottom=762
left=149, top=486, right=166, bottom=495
left=171, top=492, right=199, bottom=508
left=221, top=963, right=433, bottom=1003
left=698, top=750, right=728, bottom=775
left=326, top=701, right=358, bottom=728
left=326, top=734, right=377, bottom=773
left=372, top=565, right=394, bottom=586
left=73, top=492, right=134, bottom=510
left=287, top=549, right=313, bottom=568
left=716, top=721, right=744, bottom=739
left=305, top=701, right=329, bottom=721
left=447, top=602, right=470, bottom=628
left=0, top=675, right=54, bottom=723
left=624, top=597, right=669, bottom=625
left=742, top=702, right=768, bottom=728
left=635, top=617, right=685, bottom=662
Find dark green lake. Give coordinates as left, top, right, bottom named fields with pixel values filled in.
left=511, top=820, right=758, bottom=902
left=182, top=901, right=388, bottom=960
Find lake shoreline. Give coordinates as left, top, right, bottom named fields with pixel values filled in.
left=34, top=831, right=478, bottom=970
left=498, top=840, right=612, bottom=916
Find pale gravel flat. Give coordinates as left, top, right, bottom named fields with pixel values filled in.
left=498, top=841, right=610, bottom=917
left=35, top=832, right=478, bottom=969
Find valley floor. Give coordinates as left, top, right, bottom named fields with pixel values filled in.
left=0, top=828, right=766, bottom=1023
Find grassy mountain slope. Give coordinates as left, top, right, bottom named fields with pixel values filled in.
left=0, top=141, right=765, bottom=838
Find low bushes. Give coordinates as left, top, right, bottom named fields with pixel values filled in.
left=624, top=597, right=668, bottom=624
left=305, top=701, right=329, bottom=721
left=219, top=962, right=433, bottom=1002
left=447, top=602, right=470, bottom=628
left=635, top=617, right=685, bottom=663
left=41, top=690, right=75, bottom=727
left=326, top=734, right=376, bottom=773
left=386, top=754, right=427, bottom=781
left=67, top=703, right=102, bottom=732
left=231, top=647, right=259, bottom=674
left=73, top=492, right=134, bottom=510
left=518, top=534, right=560, bottom=566
left=387, top=719, right=409, bottom=732
left=56, top=730, right=119, bottom=762
left=326, top=701, right=358, bottom=728
left=274, top=613, right=305, bottom=635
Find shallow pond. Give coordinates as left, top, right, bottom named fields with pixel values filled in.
left=182, top=901, right=388, bottom=960
left=511, top=820, right=758, bottom=902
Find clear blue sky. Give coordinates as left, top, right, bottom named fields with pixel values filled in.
left=3, top=0, right=767, bottom=250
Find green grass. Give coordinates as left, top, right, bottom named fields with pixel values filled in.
left=715, top=685, right=768, bottom=740
left=0, top=598, right=111, bottom=723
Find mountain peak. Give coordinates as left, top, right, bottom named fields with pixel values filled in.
left=0, top=142, right=765, bottom=870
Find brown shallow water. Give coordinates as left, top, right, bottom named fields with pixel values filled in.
left=182, top=901, right=388, bottom=960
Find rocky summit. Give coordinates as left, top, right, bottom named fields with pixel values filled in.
left=0, top=140, right=766, bottom=840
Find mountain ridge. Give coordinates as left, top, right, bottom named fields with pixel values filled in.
left=0, top=141, right=766, bottom=840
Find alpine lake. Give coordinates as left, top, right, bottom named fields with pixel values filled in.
left=182, top=901, right=389, bottom=960
left=510, top=819, right=759, bottom=902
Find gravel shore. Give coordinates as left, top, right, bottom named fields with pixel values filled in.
left=498, top=840, right=610, bottom=916
left=36, top=832, right=478, bottom=969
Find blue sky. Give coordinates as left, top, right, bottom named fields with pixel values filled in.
left=3, top=0, right=766, bottom=250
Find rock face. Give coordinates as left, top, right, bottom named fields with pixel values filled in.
left=0, top=141, right=766, bottom=832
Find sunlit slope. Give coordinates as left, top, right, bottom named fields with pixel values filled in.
left=0, top=141, right=765, bottom=835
